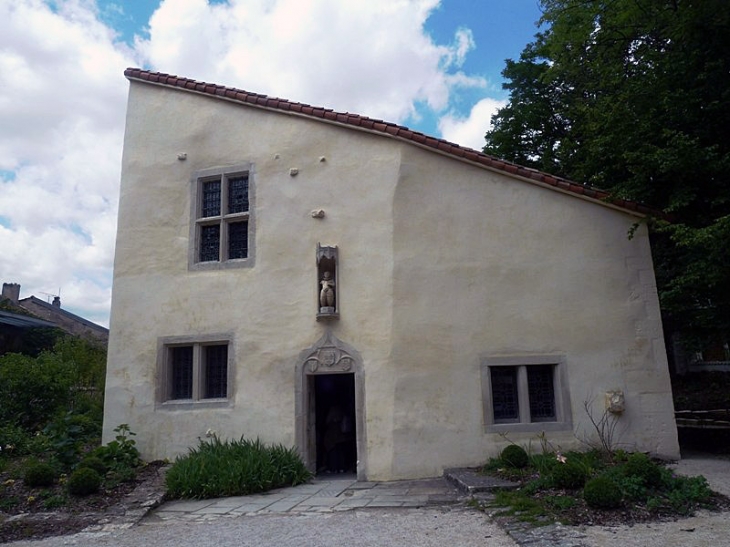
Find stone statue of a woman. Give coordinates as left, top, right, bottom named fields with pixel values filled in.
left=319, top=271, right=335, bottom=310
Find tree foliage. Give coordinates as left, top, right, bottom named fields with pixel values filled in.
left=0, top=337, right=106, bottom=431
left=485, top=0, right=730, bottom=338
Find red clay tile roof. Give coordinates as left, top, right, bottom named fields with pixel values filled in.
left=124, top=68, right=656, bottom=217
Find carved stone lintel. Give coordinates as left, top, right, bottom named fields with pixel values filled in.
left=300, top=331, right=356, bottom=373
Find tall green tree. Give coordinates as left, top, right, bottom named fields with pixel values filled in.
left=485, top=0, right=730, bottom=341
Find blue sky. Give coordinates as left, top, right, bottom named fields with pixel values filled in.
left=0, top=0, right=544, bottom=326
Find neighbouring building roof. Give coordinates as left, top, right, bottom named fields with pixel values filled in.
left=125, top=67, right=656, bottom=218
left=18, top=296, right=108, bottom=337
left=0, top=309, right=56, bottom=329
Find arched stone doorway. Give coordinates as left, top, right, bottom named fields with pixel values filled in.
left=295, top=331, right=366, bottom=480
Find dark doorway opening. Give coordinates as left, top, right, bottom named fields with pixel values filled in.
left=314, top=373, right=357, bottom=474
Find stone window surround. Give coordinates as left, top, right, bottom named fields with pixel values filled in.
left=156, top=333, right=235, bottom=410
left=188, top=163, right=256, bottom=271
left=481, top=354, right=572, bottom=434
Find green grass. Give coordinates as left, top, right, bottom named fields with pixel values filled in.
left=491, top=490, right=553, bottom=525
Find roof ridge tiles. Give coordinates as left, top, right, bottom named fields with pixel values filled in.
left=123, top=67, right=658, bottom=217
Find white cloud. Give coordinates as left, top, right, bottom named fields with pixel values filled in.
left=438, top=97, right=506, bottom=151
left=0, top=0, right=139, bottom=326
left=0, top=0, right=491, bottom=327
left=137, top=0, right=483, bottom=123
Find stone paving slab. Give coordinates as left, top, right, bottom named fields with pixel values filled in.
left=146, top=475, right=463, bottom=523
left=346, top=481, right=378, bottom=489
left=158, top=499, right=215, bottom=512
left=443, top=467, right=519, bottom=494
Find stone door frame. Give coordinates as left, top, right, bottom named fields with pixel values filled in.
left=295, top=330, right=367, bottom=480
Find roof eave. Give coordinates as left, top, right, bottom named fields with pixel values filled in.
left=125, top=68, right=659, bottom=219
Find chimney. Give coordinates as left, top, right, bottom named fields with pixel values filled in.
left=52, top=296, right=61, bottom=308
left=1, top=283, right=20, bottom=304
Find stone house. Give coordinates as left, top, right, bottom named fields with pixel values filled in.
left=103, top=68, right=680, bottom=480
left=0, top=282, right=108, bottom=351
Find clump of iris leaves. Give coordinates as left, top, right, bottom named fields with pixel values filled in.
left=165, top=436, right=312, bottom=499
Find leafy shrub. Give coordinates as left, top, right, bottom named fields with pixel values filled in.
left=551, top=461, right=588, bottom=489
left=44, top=411, right=102, bottom=470
left=42, top=495, right=68, bottom=509
left=0, top=424, right=30, bottom=457
left=24, top=462, right=56, bottom=487
left=500, top=445, right=529, bottom=469
left=623, top=452, right=662, bottom=487
left=165, top=436, right=312, bottom=499
left=584, top=476, right=622, bottom=508
left=0, top=352, right=73, bottom=431
left=648, top=473, right=713, bottom=515
left=67, top=467, right=102, bottom=496
left=0, top=337, right=106, bottom=437
left=77, top=456, right=108, bottom=476
left=92, top=424, right=141, bottom=484
left=617, top=473, right=649, bottom=501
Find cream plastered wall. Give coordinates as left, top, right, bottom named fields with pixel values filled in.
left=388, top=146, right=679, bottom=478
left=104, top=82, right=401, bottom=478
left=105, top=80, right=679, bottom=481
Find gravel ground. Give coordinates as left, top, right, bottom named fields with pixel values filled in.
left=577, top=511, right=730, bottom=546
left=6, top=507, right=519, bottom=547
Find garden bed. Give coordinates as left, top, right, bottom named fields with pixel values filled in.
left=479, top=447, right=730, bottom=527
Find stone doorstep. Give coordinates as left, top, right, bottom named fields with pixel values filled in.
left=443, top=468, right=520, bottom=495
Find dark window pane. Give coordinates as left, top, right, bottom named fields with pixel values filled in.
left=201, top=180, right=221, bottom=217
left=200, top=224, right=220, bottom=262
left=171, top=346, right=193, bottom=400
left=528, top=365, right=556, bottom=421
left=491, top=367, right=519, bottom=422
left=204, top=345, right=228, bottom=399
left=228, top=176, right=249, bottom=214
left=228, top=221, right=248, bottom=259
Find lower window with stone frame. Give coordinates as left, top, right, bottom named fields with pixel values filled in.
left=481, top=354, right=571, bottom=433
left=158, top=335, right=233, bottom=408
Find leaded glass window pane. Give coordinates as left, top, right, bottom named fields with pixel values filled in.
left=200, top=225, right=220, bottom=262
left=201, top=181, right=221, bottom=217
left=171, top=346, right=193, bottom=399
left=228, top=176, right=249, bottom=214
left=204, top=345, right=228, bottom=399
left=491, top=367, right=519, bottom=422
left=228, top=221, right=248, bottom=259
left=528, top=365, right=556, bottom=421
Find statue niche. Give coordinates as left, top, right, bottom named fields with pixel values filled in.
left=317, top=244, right=339, bottom=320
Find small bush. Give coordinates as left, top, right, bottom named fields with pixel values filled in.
left=67, top=467, right=101, bottom=496
left=42, top=495, right=68, bottom=509
left=0, top=424, right=31, bottom=457
left=500, top=445, right=529, bottom=469
left=623, top=452, right=662, bottom=487
left=92, top=424, right=140, bottom=469
left=584, top=476, right=622, bottom=508
left=165, top=437, right=312, bottom=499
left=77, top=456, right=108, bottom=476
left=551, top=461, right=588, bottom=489
left=24, top=462, right=56, bottom=487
